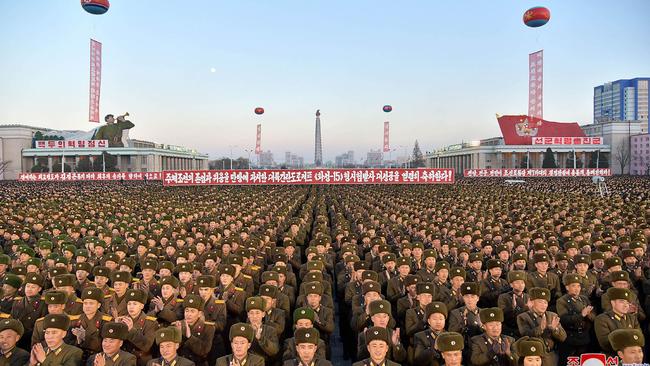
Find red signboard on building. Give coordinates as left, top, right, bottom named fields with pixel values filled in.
left=497, top=115, right=586, bottom=145
left=162, top=168, right=455, bottom=186
left=35, top=140, right=109, bottom=149
left=531, top=136, right=602, bottom=145
left=464, top=168, right=611, bottom=178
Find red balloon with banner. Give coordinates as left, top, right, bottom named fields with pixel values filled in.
left=523, top=7, right=550, bottom=27
left=254, top=107, right=265, bottom=115
left=81, top=0, right=110, bottom=15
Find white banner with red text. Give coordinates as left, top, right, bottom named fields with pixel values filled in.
left=464, top=168, right=611, bottom=178
left=162, top=168, right=455, bottom=186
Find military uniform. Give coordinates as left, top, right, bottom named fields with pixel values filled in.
left=177, top=312, right=216, bottom=366
left=10, top=293, right=46, bottom=350
left=516, top=310, right=567, bottom=365
left=594, top=310, right=640, bottom=353
left=216, top=323, right=266, bottom=366
left=86, top=351, right=137, bottom=366
left=413, top=329, right=443, bottom=366
left=281, top=336, right=328, bottom=362
left=121, top=292, right=159, bottom=366
left=469, top=308, right=516, bottom=366
left=37, top=343, right=84, bottom=366
left=0, top=346, right=30, bottom=366
left=215, top=353, right=266, bottom=366
left=353, top=327, right=402, bottom=366
left=478, top=275, right=509, bottom=309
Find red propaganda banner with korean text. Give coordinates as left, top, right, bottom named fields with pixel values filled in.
left=255, top=124, right=261, bottom=154
left=89, top=39, right=102, bottom=123
left=35, top=140, right=108, bottom=149
left=529, top=50, right=543, bottom=119
left=383, top=122, right=390, bottom=152
left=18, top=172, right=161, bottom=182
left=463, top=168, right=611, bottom=178
left=497, top=115, right=586, bottom=145
left=531, top=136, right=602, bottom=145
left=162, top=168, right=455, bottom=186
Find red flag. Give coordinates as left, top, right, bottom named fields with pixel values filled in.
left=383, top=121, right=390, bottom=152
left=497, top=115, right=585, bottom=145
left=89, top=39, right=102, bottom=122
left=529, top=50, right=543, bottom=119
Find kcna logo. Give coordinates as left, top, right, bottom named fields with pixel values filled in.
left=566, top=354, right=619, bottom=366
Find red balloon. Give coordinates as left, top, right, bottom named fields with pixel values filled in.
left=383, top=105, right=392, bottom=113
left=523, top=7, right=550, bottom=28
left=254, top=107, right=265, bottom=115
left=81, top=0, right=110, bottom=15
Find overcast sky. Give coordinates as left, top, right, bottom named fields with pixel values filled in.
left=1, top=0, right=648, bottom=163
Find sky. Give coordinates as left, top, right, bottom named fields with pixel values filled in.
left=1, top=1, right=649, bottom=163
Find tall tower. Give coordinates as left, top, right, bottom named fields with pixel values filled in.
left=314, top=109, right=323, bottom=166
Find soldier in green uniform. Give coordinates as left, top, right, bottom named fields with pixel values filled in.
left=244, top=296, right=280, bottom=361
left=174, top=294, right=215, bottom=366
left=147, top=276, right=184, bottom=327
left=600, top=270, right=645, bottom=321
left=104, top=272, right=132, bottom=318
left=28, top=314, right=82, bottom=366
left=405, top=283, right=435, bottom=347
left=11, top=273, right=47, bottom=351
left=194, top=274, right=227, bottom=365
left=215, top=323, right=265, bottom=366
left=516, top=287, right=567, bottom=366
left=147, top=326, right=194, bottom=366
left=355, top=300, right=405, bottom=364
left=594, top=287, right=641, bottom=354
left=352, top=327, right=401, bottom=366
left=69, top=287, right=114, bottom=363
left=525, top=254, right=561, bottom=310
left=53, top=274, right=83, bottom=316
left=434, top=331, right=464, bottom=366
left=0, top=319, right=30, bottom=366
left=117, top=289, right=159, bottom=366
left=282, top=307, right=327, bottom=362
left=556, top=274, right=595, bottom=363
left=439, top=267, right=465, bottom=312
left=32, top=290, right=70, bottom=347
left=258, top=284, right=286, bottom=339
left=86, top=322, right=137, bottom=366
left=469, top=308, right=516, bottom=366
left=497, top=271, right=529, bottom=338
left=512, top=336, right=545, bottom=366
left=283, top=328, right=332, bottom=366
left=447, top=282, right=482, bottom=361
left=608, top=328, right=644, bottom=365
left=94, top=114, right=134, bottom=148
left=478, top=259, right=509, bottom=308
left=413, top=302, right=447, bottom=366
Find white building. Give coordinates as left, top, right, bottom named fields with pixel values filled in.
left=0, top=124, right=208, bottom=180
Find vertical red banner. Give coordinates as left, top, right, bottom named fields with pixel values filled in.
left=383, top=121, right=390, bottom=152
left=89, top=39, right=102, bottom=123
left=255, top=124, right=261, bottom=154
left=528, top=50, right=543, bottom=119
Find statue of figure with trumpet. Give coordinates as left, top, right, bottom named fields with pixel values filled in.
left=94, top=112, right=135, bottom=147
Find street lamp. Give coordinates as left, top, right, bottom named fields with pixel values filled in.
left=228, top=145, right=238, bottom=170
left=244, top=149, right=254, bottom=170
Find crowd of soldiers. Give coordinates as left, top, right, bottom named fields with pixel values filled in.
left=0, top=176, right=648, bottom=366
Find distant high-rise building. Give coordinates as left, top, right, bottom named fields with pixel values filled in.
left=365, top=150, right=383, bottom=167
left=259, top=150, right=275, bottom=167
left=594, top=78, right=649, bottom=123
left=284, top=151, right=304, bottom=168
left=314, top=110, right=323, bottom=166
left=335, top=151, right=355, bottom=167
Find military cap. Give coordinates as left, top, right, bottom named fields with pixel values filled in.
left=176, top=263, right=193, bottom=273
left=20, top=247, right=35, bottom=257
left=480, top=308, right=504, bottom=323
left=24, top=273, right=44, bottom=287
left=382, top=253, right=396, bottom=264
left=416, top=283, right=435, bottom=296
left=361, top=270, right=378, bottom=282
left=610, top=270, right=630, bottom=283
left=305, top=282, right=323, bottom=296
left=26, top=257, right=42, bottom=268
left=353, top=261, right=369, bottom=271
left=404, top=274, right=419, bottom=287
left=184, top=294, right=204, bottom=310
left=218, top=264, right=236, bottom=277
left=435, top=261, right=450, bottom=272
left=529, top=287, right=550, bottom=302
left=76, top=249, right=89, bottom=258
left=369, top=300, right=391, bottom=316
left=562, top=274, right=582, bottom=286
left=486, top=259, right=502, bottom=270
left=532, top=253, right=549, bottom=263
left=436, top=332, right=464, bottom=353
left=112, top=271, right=132, bottom=284
left=44, top=290, right=67, bottom=305
left=101, top=322, right=128, bottom=340
left=365, top=327, right=390, bottom=345
left=304, top=272, right=323, bottom=283
left=574, top=254, right=591, bottom=265
left=158, top=261, right=174, bottom=272
left=605, top=257, right=622, bottom=269
left=345, top=255, right=361, bottom=264
left=450, top=267, right=466, bottom=280
left=620, top=249, right=635, bottom=260
left=555, top=253, right=568, bottom=261
left=425, top=302, right=448, bottom=319
left=3, top=274, right=22, bottom=289
left=82, top=287, right=104, bottom=303
left=423, top=249, right=437, bottom=260
left=258, top=284, right=277, bottom=299
left=460, top=282, right=480, bottom=296
left=396, top=257, right=411, bottom=267
left=590, top=252, right=605, bottom=261
left=515, top=336, right=545, bottom=357
left=512, top=252, right=527, bottom=262
left=607, top=287, right=631, bottom=301
left=0, top=319, right=24, bottom=336
left=43, top=314, right=70, bottom=331
left=507, top=270, right=526, bottom=283
left=306, top=261, right=324, bottom=272
left=160, top=276, right=179, bottom=289
left=362, top=281, right=381, bottom=295
left=0, top=254, right=10, bottom=265
left=75, top=262, right=92, bottom=273
left=125, top=289, right=148, bottom=304
left=54, top=274, right=75, bottom=287
left=468, top=253, right=483, bottom=263
left=196, top=275, right=216, bottom=288
left=228, top=255, right=244, bottom=266
left=230, top=323, right=254, bottom=342
left=245, top=296, right=266, bottom=312
left=295, top=327, right=320, bottom=345
left=533, top=243, right=547, bottom=251
left=294, top=307, right=315, bottom=324
left=261, top=271, right=280, bottom=284
left=93, top=266, right=110, bottom=278
left=156, top=326, right=182, bottom=344
left=608, top=329, right=645, bottom=352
